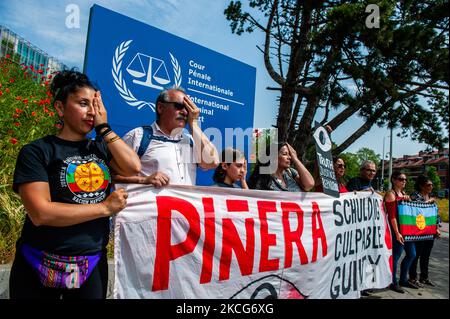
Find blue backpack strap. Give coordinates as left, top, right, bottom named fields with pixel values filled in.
left=137, top=126, right=153, bottom=158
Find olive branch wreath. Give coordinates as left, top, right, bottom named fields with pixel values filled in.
left=112, top=40, right=182, bottom=112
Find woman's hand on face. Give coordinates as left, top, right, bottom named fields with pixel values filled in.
left=286, top=143, right=299, bottom=161
left=93, top=91, right=108, bottom=126
left=241, top=160, right=248, bottom=181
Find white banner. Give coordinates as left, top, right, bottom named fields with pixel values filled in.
left=114, top=185, right=392, bottom=299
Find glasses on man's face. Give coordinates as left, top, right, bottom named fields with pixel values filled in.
left=396, top=177, right=407, bottom=182
left=336, top=164, right=346, bottom=169
left=165, top=101, right=185, bottom=110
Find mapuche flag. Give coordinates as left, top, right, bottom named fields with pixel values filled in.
left=398, top=200, right=438, bottom=241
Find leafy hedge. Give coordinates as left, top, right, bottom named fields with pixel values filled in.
left=0, top=55, right=57, bottom=263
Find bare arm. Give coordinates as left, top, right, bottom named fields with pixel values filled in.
left=286, top=143, right=315, bottom=191
left=18, top=182, right=127, bottom=227
left=184, top=96, right=219, bottom=170
left=113, top=172, right=169, bottom=188
left=385, top=191, right=404, bottom=245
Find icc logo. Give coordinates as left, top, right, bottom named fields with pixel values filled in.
left=111, top=40, right=182, bottom=112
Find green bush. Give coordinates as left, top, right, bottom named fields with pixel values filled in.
left=0, top=55, right=58, bottom=263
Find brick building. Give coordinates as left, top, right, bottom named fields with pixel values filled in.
left=379, top=148, right=449, bottom=192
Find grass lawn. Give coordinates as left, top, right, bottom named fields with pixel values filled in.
left=437, top=198, right=449, bottom=222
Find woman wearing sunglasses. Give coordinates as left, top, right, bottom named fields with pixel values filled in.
left=408, top=175, right=441, bottom=287
left=315, top=157, right=348, bottom=193
left=384, top=171, right=417, bottom=293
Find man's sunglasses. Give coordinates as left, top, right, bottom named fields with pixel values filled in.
left=165, top=101, right=185, bottom=110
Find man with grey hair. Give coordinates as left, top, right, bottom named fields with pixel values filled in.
left=114, top=87, right=219, bottom=187
left=346, top=160, right=377, bottom=192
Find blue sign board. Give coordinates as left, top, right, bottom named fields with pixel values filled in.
left=84, top=5, right=256, bottom=185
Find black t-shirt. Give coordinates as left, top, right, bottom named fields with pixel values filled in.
left=346, top=177, right=373, bottom=191
left=13, top=135, right=112, bottom=255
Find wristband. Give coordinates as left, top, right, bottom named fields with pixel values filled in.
left=95, top=123, right=111, bottom=135
left=102, top=130, right=113, bottom=139
left=100, top=128, right=112, bottom=138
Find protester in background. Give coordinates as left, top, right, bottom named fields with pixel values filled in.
left=384, top=171, right=419, bottom=293
left=212, top=147, right=248, bottom=189
left=248, top=142, right=314, bottom=192
left=346, top=160, right=377, bottom=192
left=315, top=156, right=348, bottom=193
left=408, top=175, right=441, bottom=287
left=9, top=70, right=141, bottom=299
left=114, top=87, right=219, bottom=187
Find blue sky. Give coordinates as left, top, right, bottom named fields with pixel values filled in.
left=0, top=0, right=435, bottom=159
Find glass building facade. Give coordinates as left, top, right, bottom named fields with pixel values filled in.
left=0, top=25, right=66, bottom=75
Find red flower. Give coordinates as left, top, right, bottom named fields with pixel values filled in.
left=31, top=111, right=37, bottom=116
left=15, top=96, right=22, bottom=100
left=37, top=69, right=43, bottom=74
left=55, top=123, right=63, bottom=129
left=5, top=54, right=10, bottom=59
left=10, top=137, right=18, bottom=145
left=0, top=91, right=2, bottom=96
left=39, top=63, right=44, bottom=67
left=14, top=122, right=20, bottom=127
left=47, top=74, right=52, bottom=79
left=5, top=88, right=10, bottom=93
left=9, top=78, right=14, bottom=83
left=15, top=108, right=23, bottom=114
left=22, top=99, right=29, bottom=104
left=49, top=111, right=54, bottom=117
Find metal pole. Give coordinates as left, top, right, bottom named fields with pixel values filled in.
left=381, top=136, right=385, bottom=191
left=388, top=127, right=393, bottom=189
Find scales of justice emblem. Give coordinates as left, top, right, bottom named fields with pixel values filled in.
left=127, top=54, right=170, bottom=90
left=112, top=40, right=182, bottom=111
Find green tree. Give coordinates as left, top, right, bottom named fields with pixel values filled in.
left=339, top=152, right=359, bottom=182
left=224, top=0, right=449, bottom=156
left=356, top=147, right=381, bottom=167
left=426, top=165, right=441, bottom=192
left=404, top=176, right=415, bottom=194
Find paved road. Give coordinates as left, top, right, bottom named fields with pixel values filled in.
left=366, top=223, right=449, bottom=299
